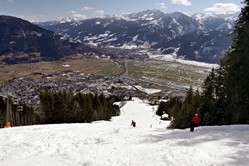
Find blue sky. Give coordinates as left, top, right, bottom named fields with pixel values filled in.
left=0, top=0, right=243, bottom=22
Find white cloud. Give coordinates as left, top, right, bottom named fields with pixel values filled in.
left=94, top=10, right=105, bottom=17
left=67, top=7, right=105, bottom=20
left=66, top=10, right=88, bottom=20
left=18, top=15, right=45, bottom=22
left=171, top=0, right=191, bottom=6
left=28, top=15, right=45, bottom=22
left=82, top=6, right=94, bottom=11
left=70, top=10, right=77, bottom=14
left=204, top=3, right=241, bottom=14
left=3, top=0, right=15, bottom=4
left=155, top=3, right=166, bottom=9
left=72, top=13, right=87, bottom=20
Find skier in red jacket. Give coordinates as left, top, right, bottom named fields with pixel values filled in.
left=131, top=120, right=136, bottom=127
left=190, top=113, right=200, bottom=132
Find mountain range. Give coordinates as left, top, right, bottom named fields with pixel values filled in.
left=0, top=10, right=238, bottom=64
left=38, top=10, right=238, bottom=63
left=0, top=15, right=95, bottom=64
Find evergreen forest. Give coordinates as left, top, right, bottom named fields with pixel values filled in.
left=0, top=91, right=121, bottom=128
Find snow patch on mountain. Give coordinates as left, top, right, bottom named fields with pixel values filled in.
left=148, top=53, right=218, bottom=68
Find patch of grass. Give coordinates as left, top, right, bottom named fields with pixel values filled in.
left=0, top=58, right=122, bottom=83
left=127, top=60, right=209, bottom=89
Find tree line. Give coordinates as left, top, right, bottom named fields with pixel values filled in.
left=39, top=90, right=120, bottom=124
left=157, top=0, right=249, bottom=129
left=0, top=91, right=121, bottom=128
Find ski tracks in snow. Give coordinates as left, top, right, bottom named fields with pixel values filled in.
left=1, top=98, right=249, bottom=165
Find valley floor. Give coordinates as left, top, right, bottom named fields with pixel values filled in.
left=0, top=98, right=248, bottom=166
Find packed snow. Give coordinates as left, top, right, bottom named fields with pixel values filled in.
left=148, top=53, right=219, bottom=68
left=120, top=85, right=161, bottom=94
left=134, top=85, right=161, bottom=94
left=0, top=98, right=249, bottom=166
left=62, top=64, right=70, bottom=68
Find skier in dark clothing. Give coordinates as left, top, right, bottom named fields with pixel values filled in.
left=190, top=113, right=200, bottom=132
left=131, top=120, right=136, bottom=127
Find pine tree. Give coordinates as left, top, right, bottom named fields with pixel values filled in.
left=93, top=93, right=103, bottom=120
left=199, top=69, right=216, bottom=125
left=85, top=94, right=94, bottom=122
left=53, top=92, right=65, bottom=123
left=22, top=104, right=34, bottom=125
left=169, top=87, right=201, bottom=129
left=62, top=90, right=74, bottom=123
left=39, top=90, right=55, bottom=123
left=0, top=96, right=6, bottom=127
left=168, top=101, right=183, bottom=129
left=219, top=0, right=249, bottom=123
left=157, top=101, right=167, bottom=116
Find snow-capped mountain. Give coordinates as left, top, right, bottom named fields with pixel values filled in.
left=192, top=12, right=237, bottom=31
left=38, top=10, right=238, bottom=63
